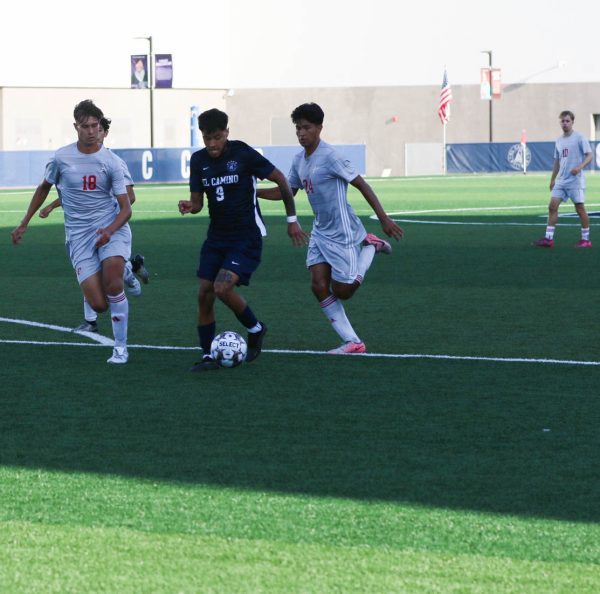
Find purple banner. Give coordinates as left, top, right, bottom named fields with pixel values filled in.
left=155, top=54, right=173, bottom=88
left=131, top=55, right=148, bottom=89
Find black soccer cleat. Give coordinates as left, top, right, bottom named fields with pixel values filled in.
left=190, top=356, right=219, bottom=372
left=245, top=322, right=267, bottom=363
left=131, top=254, right=150, bottom=284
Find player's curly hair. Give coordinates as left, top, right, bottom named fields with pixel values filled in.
left=198, top=108, right=228, bottom=133
left=291, top=103, right=324, bottom=125
left=73, top=100, right=104, bottom=124
left=100, top=117, right=112, bottom=132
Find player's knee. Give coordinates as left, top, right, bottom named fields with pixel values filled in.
left=213, top=282, right=232, bottom=301
left=311, top=278, right=329, bottom=300
left=104, top=278, right=124, bottom=296
left=88, top=298, right=108, bottom=313
left=332, top=284, right=356, bottom=300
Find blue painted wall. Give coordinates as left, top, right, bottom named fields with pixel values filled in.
left=446, top=141, right=600, bottom=174
left=0, top=145, right=366, bottom=188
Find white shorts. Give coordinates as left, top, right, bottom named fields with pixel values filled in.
left=551, top=188, right=585, bottom=204
left=306, top=233, right=366, bottom=284
left=66, top=224, right=132, bottom=284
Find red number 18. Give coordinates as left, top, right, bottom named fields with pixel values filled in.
left=83, top=175, right=97, bottom=190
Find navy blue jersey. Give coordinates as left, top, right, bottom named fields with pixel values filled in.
left=189, top=140, right=275, bottom=238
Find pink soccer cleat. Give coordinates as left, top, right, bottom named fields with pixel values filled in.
left=363, top=233, right=392, bottom=254
left=575, top=239, right=592, bottom=248
left=532, top=237, right=554, bottom=248
left=327, top=341, right=367, bottom=355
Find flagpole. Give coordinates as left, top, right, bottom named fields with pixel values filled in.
left=438, top=65, right=452, bottom=176
left=442, top=121, right=447, bottom=175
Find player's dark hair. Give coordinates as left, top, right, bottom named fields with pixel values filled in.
left=559, top=110, right=575, bottom=121
left=99, top=116, right=111, bottom=132
left=198, top=108, right=228, bottom=133
left=291, top=103, right=324, bottom=125
left=73, top=99, right=103, bottom=124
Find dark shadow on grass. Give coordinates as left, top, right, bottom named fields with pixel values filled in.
left=1, top=344, right=599, bottom=524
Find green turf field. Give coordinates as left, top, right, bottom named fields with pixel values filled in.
left=1, top=174, right=600, bottom=592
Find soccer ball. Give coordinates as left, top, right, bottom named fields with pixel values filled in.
left=210, top=331, right=247, bottom=368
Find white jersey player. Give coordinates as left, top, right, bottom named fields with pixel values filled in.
left=11, top=100, right=133, bottom=363
left=533, top=110, right=593, bottom=248
left=258, top=102, right=403, bottom=354
left=38, top=117, right=150, bottom=332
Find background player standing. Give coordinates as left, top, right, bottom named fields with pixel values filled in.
left=11, top=100, right=133, bottom=364
left=178, top=108, right=307, bottom=372
left=258, top=102, right=403, bottom=354
left=533, top=110, right=593, bottom=248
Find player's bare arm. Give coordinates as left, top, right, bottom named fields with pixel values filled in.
left=570, top=152, right=593, bottom=176
left=39, top=196, right=61, bottom=219
left=267, top=168, right=309, bottom=246
left=11, top=180, right=53, bottom=244
left=126, top=185, right=136, bottom=205
left=256, top=186, right=283, bottom=200
left=95, top=193, right=132, bottom=247
left=350, top=176, right=404, bottom=241
left=549, top=159, right=560, bottom=189
left=179, top=191, right=204, bottom=215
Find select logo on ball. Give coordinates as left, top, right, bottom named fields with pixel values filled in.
left=210, top=331, right=247, bottom=368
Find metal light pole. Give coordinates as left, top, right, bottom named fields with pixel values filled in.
left=481, top=50, right=492, bottom=142
left=135, top=36, right=154, bottom=147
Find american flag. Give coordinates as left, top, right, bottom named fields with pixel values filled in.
left=438, top=69, right=452, bottom=124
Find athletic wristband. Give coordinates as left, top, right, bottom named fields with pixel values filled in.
left=286, top=215, right=297, bottom=223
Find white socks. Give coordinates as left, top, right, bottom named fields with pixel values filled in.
left=320, top=294, right=360, bottom=343
left=107, top=292, right=129, bottom=347
left=83, top=299, right=97, bottom=322
left=355, top=244, right=376, bottom=285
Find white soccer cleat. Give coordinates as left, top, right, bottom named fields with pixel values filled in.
left=126, top=276, right=142, bottom=296
left=72, top=320, right=98, bottom=333
left=123, top=261, right=142, bottom=296
left=107, top=346, right=129, bottom=364
left=327, top=341, right=366, bottom=355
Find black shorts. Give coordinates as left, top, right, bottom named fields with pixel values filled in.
left=197, top=234, right=262, bottom=286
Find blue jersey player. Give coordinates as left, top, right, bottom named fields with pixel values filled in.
left=179, top=108, right=307, bottom=372
left=533, top=110, right=593, bottom=248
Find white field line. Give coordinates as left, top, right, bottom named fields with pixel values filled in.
left=390, top=219, right=583, bottom=227
left=1, top=317, right=599, bottom=367
left=379, top=203, right=600, bottom=216
left=0, top=316, right=113, bottom=345
left=363, top=174, right=549, bottom=182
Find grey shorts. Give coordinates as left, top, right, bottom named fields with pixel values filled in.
left=551, top=188, right=585, bottom=204
left=66, top=224, right=132, bottom=284
left=306, top=233, right=366, bottom=284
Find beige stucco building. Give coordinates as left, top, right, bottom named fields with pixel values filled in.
left=1, top=83, right=598, bottom=176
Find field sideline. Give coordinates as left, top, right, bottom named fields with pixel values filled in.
left=1, top=174, right=600, bottom=593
